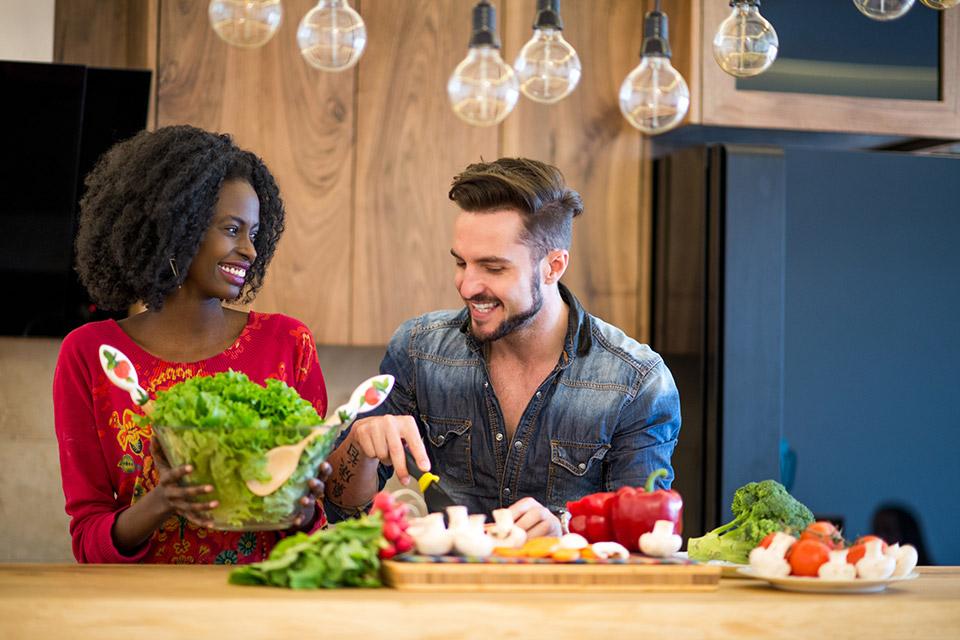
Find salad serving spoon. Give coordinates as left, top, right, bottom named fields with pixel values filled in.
left=98, top=344, right=153, bottom=413
left=245, top=374, right=395, bottom=496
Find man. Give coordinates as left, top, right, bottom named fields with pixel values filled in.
left=324, top=158, right=680, bottom=537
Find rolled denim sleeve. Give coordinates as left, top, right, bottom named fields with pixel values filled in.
left=603, top=359, right=681, bottom=491
left=323, top=319, right=420, bottom=523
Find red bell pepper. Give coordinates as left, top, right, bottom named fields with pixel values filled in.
left=609, top=469, right=683, bottom=552
left=566, top=491, right=616, bottom=543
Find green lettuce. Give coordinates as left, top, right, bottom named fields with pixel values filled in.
left=144, top=371, right=336, bottom=529
left=229, top=514, right=385, bottom=589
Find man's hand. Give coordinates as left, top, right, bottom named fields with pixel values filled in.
left=348, top=415, right=431, bottom=485
left=508, top=497, right=562, bottom=538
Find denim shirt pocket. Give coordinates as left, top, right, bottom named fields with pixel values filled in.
left=421, top=415, right=474, bottom=488
left=546, top=440, right=611, bottom=512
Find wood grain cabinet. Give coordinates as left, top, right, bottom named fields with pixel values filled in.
left=684, top=2, right=960, bottom=137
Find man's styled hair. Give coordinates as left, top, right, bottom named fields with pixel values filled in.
left=448, top=158, right=584, bottom=261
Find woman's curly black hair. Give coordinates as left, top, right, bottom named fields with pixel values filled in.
left=75, top=125, right=285, bottom=311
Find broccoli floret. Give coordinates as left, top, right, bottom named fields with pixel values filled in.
left=687, top=480, right=814, bottom=564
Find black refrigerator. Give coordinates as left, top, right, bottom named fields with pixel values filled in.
left=653, top=145, right=960, bottom=565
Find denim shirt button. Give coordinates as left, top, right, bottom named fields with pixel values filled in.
left=484, top=382, right=489, bottom=388
left=536, top=391, right=542, bottom=398
left=578, top=462, right=586, bottom=470
left=495, top=432, right=504, bottom=442
left=437, top=435, right=445, bottom=444
left=514, top=441, right=523, bottom=449
left=503, top=488, right=511, bottom=495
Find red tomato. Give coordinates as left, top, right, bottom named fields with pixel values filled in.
left=800, top=521, right=845, bottom=550
left=114, top=361, right=131, bottom=379
left=846, top=535, right=888, bottom=565
left=758, top=532, right=778, bottom=549
left=787, top=539, right=831, bottom=577
left=363, top=387, right=381, bottom=405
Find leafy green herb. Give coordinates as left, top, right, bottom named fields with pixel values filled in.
left=229, top=514, right=385, bottom=589
left=144, top=371, right=336, bottom=528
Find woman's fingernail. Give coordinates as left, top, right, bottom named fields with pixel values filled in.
left=205, top=485, right=214, bottom=492
left=185, top=465, right=193, bottom=473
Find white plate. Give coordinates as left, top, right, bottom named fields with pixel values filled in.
left=737, top=568, right=920, bottom=593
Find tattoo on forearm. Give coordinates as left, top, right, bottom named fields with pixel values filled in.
left=327, top=440, right=368, bottom=506
left=346, top=442, right=360, bottom=466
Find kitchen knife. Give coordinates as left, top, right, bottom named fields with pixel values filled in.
left=403, top=447, right=459, bottom=513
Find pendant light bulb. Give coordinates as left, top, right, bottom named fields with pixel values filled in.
left=619, top=5, right=689, bottom=135
left=513, top=0, right=582, bottom=104
left=208, top=0, right=282, bottom=48
left=919, top=0, right=960, bottom=8
left=448, top=1, right=519, bottom=127
left=713, top=1, right=779, bottom=78
left=853, top=0, right=917, bottom=20
left=297, top=0, right=367, bottom=72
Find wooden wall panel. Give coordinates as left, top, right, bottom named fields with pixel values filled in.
left=57, top=0, right=654, bottom=346
left=662, top=0, right=701, bottom=126
left=502, top=0, right=649, bottom=341
left=54, top=0, right=131, bottom=67
left=351, top=0, right=500, bottom=345
left=157, top=0, right=355, bottom=344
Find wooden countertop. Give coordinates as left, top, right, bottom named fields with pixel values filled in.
left=2, top=564, right=958, bottom=639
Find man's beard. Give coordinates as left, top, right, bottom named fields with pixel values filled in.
left=468, top=273, right=544, bottom=344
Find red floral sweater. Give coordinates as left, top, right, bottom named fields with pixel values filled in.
left=53, top=312, right=328, bottom=564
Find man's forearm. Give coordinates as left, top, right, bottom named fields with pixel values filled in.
left=324, top=430, right=381, bottom=509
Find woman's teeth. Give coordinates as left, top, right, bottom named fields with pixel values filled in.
left=219, top=265, right=246, bottom=278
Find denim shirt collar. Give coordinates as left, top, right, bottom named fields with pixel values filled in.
left=458, top=282, right=593, bottom=366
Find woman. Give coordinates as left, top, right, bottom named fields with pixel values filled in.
left=53, top=125, right=331, bottom=564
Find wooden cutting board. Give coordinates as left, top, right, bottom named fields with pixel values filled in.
left=382, top=556, right=721, bottom=592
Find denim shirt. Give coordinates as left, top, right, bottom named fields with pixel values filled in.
left=324, top=284, right=681, bottom=522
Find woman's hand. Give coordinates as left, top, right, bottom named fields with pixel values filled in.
left=292, top=461, right=333, bottom=530
left=151, top=436, right=219, bottom=528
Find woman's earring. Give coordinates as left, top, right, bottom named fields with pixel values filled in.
left=169, top=258, right=182, bottom=289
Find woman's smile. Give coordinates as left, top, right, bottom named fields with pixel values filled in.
left=218, top=262, right=249, bottom=286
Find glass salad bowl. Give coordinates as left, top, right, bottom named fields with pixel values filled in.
left=153, top=423, right=339, bottom=531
